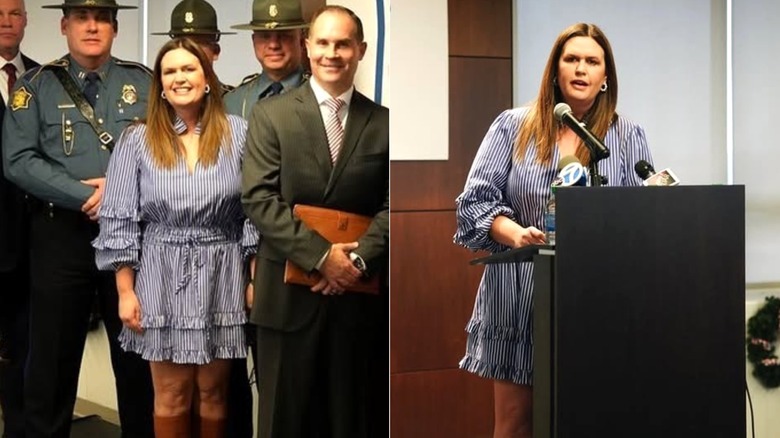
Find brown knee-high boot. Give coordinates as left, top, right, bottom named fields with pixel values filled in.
left=154, top=413, right=191, bottom=438
left=198, top=417, right=226, bottom=438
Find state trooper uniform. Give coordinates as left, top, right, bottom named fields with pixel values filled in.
left=1, top=1, right=154, bottom=436
left=152, top=0, right=236, bottom=95
left=224, top=0, right=309, bottom=118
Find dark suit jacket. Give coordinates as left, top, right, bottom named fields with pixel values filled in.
left=0, top=54, right=39, bottom=272
left=242, top=82, right=389, bottom=332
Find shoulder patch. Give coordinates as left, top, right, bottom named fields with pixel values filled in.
left=240, top=73, right=260, bottom=85
left=42, top=58, right=69, bottom=69
left=33, top=58, right=68, bottom=82
left=11, top=86, right=32, bottom=111
left=114, top=59, right=153, bottom=76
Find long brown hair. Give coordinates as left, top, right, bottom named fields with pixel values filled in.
left=515, top=23, right=618, bottom=166
left=146, top=37, right=230, bottom=169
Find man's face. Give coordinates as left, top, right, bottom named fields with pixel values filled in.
left=0, top=0, right=26, bottom=59
left=61, top=8, right=116, bottom=62
left=305, top=10, right=366, bottom=95
left=251, top=29, right=302, bottom=80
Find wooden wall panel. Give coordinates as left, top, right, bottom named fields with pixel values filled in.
left=390, top=57, right=512, bottom=212
left=391, top=370, right=494, bottom=438
left=448, top=0, right=513, bottom=58
left=390, top=211, right=485, bottom=373
left=390, top=0, right=513, bottom=435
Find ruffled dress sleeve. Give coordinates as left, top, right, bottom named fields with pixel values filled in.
left=454, top=109, right=521, bottom=254
left=93, top=124, right=144, bottom=271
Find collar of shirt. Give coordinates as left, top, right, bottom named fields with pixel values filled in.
left=173, top=115, right=203, bottom=135
left=0, top=52, right=26, bottom=102
left=67, top=55, right=113, bottom=86
left=308, top=76, right=353, bottom=128
left=3, top=52, right=25, bottom=76
left=257, top=67, right=305, bottom=96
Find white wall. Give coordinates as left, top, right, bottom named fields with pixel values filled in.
left=732, top=1, right=780, bottom=284
left=514, top=0, right=727, bottom=186
left=387, top=0, right=448, bottom=160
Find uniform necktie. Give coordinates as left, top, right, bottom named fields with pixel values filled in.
left=84, top=72, right=100, bottom=108
left=3, top=63, right=16, bottom=97
left=259, top=82, right=283, bottom=100
left=324, top=98, right=346, bottom=164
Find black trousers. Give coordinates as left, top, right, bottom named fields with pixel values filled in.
left=256, top=298, right=389, bottom=438
left=25, top=205, right=153, bottom=438
left=226, top=356, right=254, bottom=437
left=0, top=263, right=30, bottom=438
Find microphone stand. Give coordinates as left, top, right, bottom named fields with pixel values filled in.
left=581, top=133, right=609, bottom=187
left=588, top=160, right=603, bottom=187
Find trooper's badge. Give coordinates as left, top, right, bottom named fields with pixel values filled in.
left=269, top=4, right=278, bottom=17
left=11, top=86, right=31, bottom=111
left=121, top=84, right=138, bottom=105
left=185, top=12, right=194, bottom=24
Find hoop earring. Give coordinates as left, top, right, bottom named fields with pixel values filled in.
left=161, top=91, right=166, bottom=100
left=600, top=82, right=608, bottom=92
left=205, top=84, right=211, bottom=94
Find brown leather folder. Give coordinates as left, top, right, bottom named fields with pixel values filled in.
left=284, top=204, right=380, bottom=294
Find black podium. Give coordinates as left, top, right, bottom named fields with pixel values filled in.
left=472, top=186, right=745, bottom=438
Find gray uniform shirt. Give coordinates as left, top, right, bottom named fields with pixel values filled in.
left=2, top=55, right=151, bottom=211
left=224, top=68, right=306, bottom=118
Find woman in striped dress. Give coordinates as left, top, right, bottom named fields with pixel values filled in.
left=93, top=38, right=256, bottom=438
left=454, top=23, right=653, bottom=438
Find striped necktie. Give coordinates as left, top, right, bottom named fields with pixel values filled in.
left=323, top=97, right=346, bottom=164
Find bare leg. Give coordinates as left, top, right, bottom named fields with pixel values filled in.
left=149, top=361, right=196, bottom=437
left=493, top=380, right=532, bottom=438
left=194, top=359, right=232, bottom=438
left=195, top=359, right=232, bottom=420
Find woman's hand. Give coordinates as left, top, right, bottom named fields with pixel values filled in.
left=490, top=216, right=546, bottom=248
left=512, top=226, right=546, bottom=248
left=118, top=291, right=143, bottom=333
left=245, top=281, right=254, bottom=310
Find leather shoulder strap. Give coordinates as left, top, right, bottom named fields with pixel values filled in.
left=49, top=66, right=114, bottom=152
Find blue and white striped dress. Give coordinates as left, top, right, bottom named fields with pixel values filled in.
left=454, top=107, right=653, bottom=384
left=93, top=115, right=257, bottom=365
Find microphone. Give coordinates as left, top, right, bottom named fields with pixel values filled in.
left=634, top=160, right=655, bottom=179
left=553, top=155, right=587, bottom=187
left=633, top=159, right=681, bottom=186
left=553, top=103, right=610, bottom=160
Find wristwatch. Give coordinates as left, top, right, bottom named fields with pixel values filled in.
left=349, top=252, right=368, bottom=276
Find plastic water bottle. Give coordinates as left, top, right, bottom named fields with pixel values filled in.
left=543, top=186, right=556, bottom=245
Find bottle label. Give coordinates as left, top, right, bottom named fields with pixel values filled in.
left=544, top=211, right=556, bottom=245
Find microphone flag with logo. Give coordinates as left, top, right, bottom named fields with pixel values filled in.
left=553, top=155, right=588, bottom=187
left=634, top=159, right=681, bottom=186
